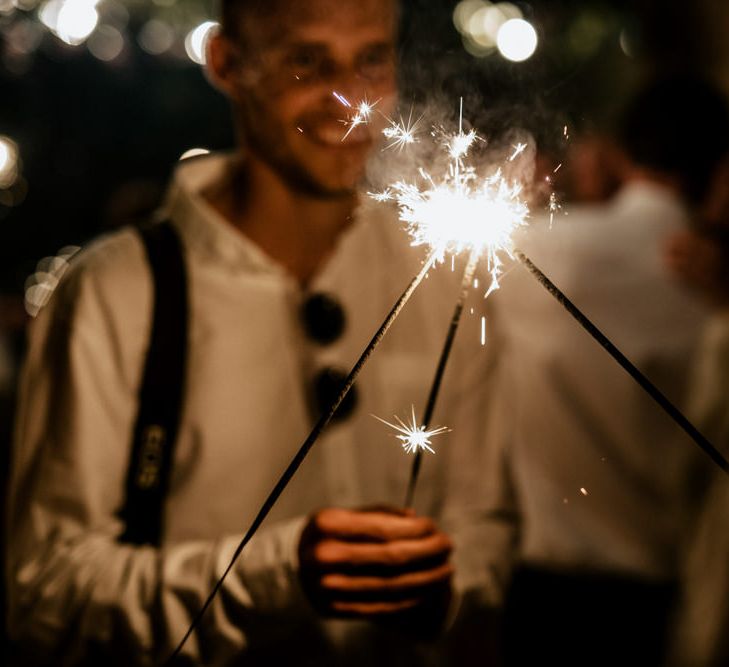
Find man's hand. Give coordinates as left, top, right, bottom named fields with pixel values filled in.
left=298, top=507, right=452, bottom=627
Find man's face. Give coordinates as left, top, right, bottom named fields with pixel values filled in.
left=228, top=0, right=398, bottom=197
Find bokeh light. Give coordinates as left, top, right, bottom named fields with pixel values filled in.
left=87, top=24, right=124, bottom=61
left=0, top=137, right=19, bottom=189
left=138, top=18, right=175, bottom=55
left=496, top=18, right=538, bottom=62
left=453, top=0, right=484, bottom=35
left=184, top=20, right=217, bottom=65
left=39, top=0, right=101, bottom=46
left=179, top=147, right=210, bottom=160
left=13, top=0, right=40, bottom=9
left=24, top=246, right=80, bottom=317
left=453, top=0, right=525, bottom=58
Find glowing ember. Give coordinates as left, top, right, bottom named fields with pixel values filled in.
left=373, top=406, right=449, bottom=455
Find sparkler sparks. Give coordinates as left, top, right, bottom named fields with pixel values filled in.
left=370, top=101, right=529, bottom=299
left=332, top=91, right=351, bottom=108
left=449, top=128, right=478, bottom=160
left=333, top=92, right=380, bottom=141
left=509, top=142, right=527, bottom=161
left=383, top=108, right=422, bottom=151
left=549, top=191, right=562, bottom=227
left=373, top=406, right=449, bottom=455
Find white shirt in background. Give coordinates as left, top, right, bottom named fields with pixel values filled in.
left=488, top=181, right=712, bottom=579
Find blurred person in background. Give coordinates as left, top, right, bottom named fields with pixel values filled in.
left=561, top=133, right=623, bottom=204
left=4, top=0, right=513, bottom=665
left=486, top=74, right=729, bottom=666
left=663, top=155, right=729, bottom=666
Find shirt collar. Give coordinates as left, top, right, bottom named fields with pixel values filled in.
left=162, top=152, right=289, bottom=277
left=161, top=152, right=385, bottom=285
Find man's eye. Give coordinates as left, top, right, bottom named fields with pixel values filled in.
left=285, top=50, right=324, bottom=78
left=356, top=47, right=395, bottom=80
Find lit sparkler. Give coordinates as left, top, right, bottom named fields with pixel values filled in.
left=367, top=100, right=530, bottom=506
left=167, top=248, right=439, bottom=664
left=370, top=103, right=529, bottom=299
left=373, top=406, right=449, bottom=455
left=168, top=100, right=531, bottom=659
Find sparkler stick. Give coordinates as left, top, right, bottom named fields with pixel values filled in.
left=404, top=249, right=479, bottom=508
left=515, top=249, right=729, bottom=474
left=165, top=251, right=438, bottom=664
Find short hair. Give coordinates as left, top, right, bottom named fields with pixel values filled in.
left=219, top=0, right=280, bottom=40
left=619, top=75, right=729, bottom=203
left=219, top=0, right=401, bottom=41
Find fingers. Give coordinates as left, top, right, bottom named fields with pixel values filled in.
left=329, top=599, right=421, bottom=617
left=320, top=562, right=453, bottom=594
left=312, top=532, right=452, bottom=569
left=311, top=507, right=436, bottom=542
left=298, top=507, right=454, bottom=620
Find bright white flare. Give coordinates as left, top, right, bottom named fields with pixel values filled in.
left=373, top=406, right=449, bottom=455
left=0, top=136, right=19, bottom=189
left=40, top=0, right=100, bottom=46
left=185, top=21, right=219, bottom=65
left=370, top=113, right=529, bottom=296
left=449, top=128, right=477, bottom=159
left=497, top=18, right=538, bottom=62
left=390, top=171, right=526, bottom=261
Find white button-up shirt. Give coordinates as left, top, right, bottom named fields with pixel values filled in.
left=7, top=154, right=513, bottom=666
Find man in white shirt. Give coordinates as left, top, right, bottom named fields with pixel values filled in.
left=5, top=1, right=513, bottom=665
left=488, top=76, right=729, bottom=665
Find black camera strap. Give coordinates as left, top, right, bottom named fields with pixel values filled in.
left=118, top=221, right=188, bottom=546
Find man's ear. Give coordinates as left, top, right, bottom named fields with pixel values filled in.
left=205, top=32, right=243, bottom=98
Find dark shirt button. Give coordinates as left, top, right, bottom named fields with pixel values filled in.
left=302, top=293, right=346, bottom=345
left=313, top=367, right=358, bottom=422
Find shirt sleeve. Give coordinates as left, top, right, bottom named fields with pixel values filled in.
left=6, top=233, right=315, bottom=666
